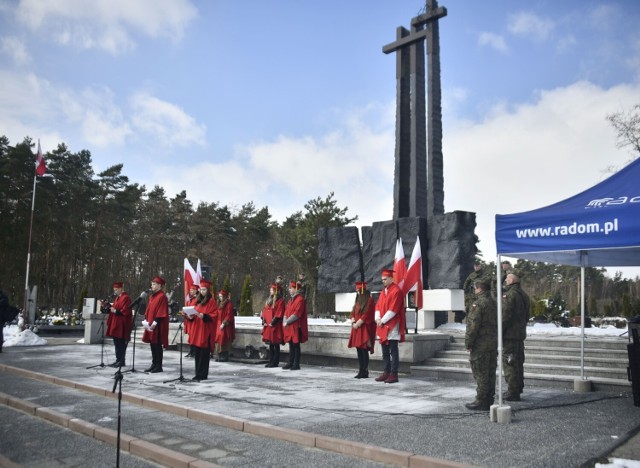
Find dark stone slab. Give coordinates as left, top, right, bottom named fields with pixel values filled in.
left=317, top=227, right=363, bottom=294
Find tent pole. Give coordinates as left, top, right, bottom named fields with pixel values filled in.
left=580, top=261, right=586, bottom=379
left=496, top=255, right=503, bottom=407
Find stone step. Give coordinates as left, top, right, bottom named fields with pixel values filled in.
left=410, top=365, right=631, bottom=392
left=436, top=350, right=629, bottom=368
left=448, top=337, right=629, bottom=351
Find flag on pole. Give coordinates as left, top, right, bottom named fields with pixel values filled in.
left=183, top=258, right=197, bottom=302
left=35, top=139, right=46, bottom=176
left=403, top=236, right=424, bottom=309
left=393, top=238, right=407, bottom=291
left=196, top=258, right=203, bottom=285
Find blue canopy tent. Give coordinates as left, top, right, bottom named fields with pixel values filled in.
left=494, top=157, right=640, bottom=404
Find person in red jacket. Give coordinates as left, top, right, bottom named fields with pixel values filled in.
left=261, top=283, right=285, bottom=368
left=141, top=276, right=169, bottom=373
left=215, top=290, right=235, bottom=362
left=374, top=269, right=406, bottom=384
left=348, top=281, right=376, bottom=379
left=101, top=281, right=132, bottom=368
left=184, top=283, right=200, bottom=358
left=282, top=281, right=308, bottom=370
left=186, top=280, right=218, bottom=381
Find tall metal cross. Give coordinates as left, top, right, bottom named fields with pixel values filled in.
left=383, top=0, right=447, bottom=221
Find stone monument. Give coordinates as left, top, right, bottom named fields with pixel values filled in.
left=318, top=1, right=476, bottom=295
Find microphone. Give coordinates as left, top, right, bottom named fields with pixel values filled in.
left=131, top=289, right=151, bottom=309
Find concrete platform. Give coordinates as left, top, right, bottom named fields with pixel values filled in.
left=0, top=339, right=639, bottom=467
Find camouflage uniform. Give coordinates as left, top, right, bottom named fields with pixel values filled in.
left=463, top=267, right=490, bottom=319
left=502, top=282, right=530, bottom=398
left=465, top=290, right=497, bottom=407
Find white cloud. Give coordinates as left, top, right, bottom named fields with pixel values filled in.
left=15, top=0, right=198, bottom=54
left=444, top=81, right=640, bottom=264
left=130, top=92, right=206, bottom=148
left=507, top=12, right=554, bottom=42
left=478, top=31, right=508, bottom=53
left=1, top=36, right=31, bottom=65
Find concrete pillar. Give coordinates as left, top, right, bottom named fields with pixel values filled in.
left=82, top=298, right=106, bottom=344
left=574, top=378, right=592, bottom=393
left=490, top=404, right=512, bottom=423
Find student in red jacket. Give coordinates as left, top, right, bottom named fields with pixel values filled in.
left=261, top=283, right=285, bottom=368
left=101, top=281, right=132, bottom=368
left=141, top=276, right=169, bottom=373
left=282, top=281, right=308, bottom=370
left=374, top=269, right=406, bottom=384
left=187, top=280, right=218, bottom=381
left=215, top=290, right=235, bottom=362
left=348, top=281, right=376, bottom=379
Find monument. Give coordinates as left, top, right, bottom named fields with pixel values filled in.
left=318, top=1, right=476, bottom=299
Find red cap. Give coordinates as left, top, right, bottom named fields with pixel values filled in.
left=270, top=283, right=281, bottom=291
left=152, top=276, right=166, bottom=285
left=200, top=280, right=212, bottom=289
left=289, top=281, right=302, bottom=290
left=218, top=289, right=229, bottom=297
left=355, top=281, right=367, bottom=291
left=381, top=269, right=394, bottom=278
left=112, top=282, right=124, bottom=289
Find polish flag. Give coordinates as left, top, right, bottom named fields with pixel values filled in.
left=196, top=258, right=203, bottom=285
left=183, top=258, right=197, bottom=302
left=403, top=236, right=424, bottom=309
left=393, top=238, right=407, bottom=291
left=35, top=140, right=46, bottom=176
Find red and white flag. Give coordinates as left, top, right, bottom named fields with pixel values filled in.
left=35, top=139, right=46, bottom=176
left=183, top=258, right=197, bottom=302
left=393, top=238, right=407, bottom=291
left=196, top=258, right=203, bottom=285
left=403, top=236, right=424, bottom=309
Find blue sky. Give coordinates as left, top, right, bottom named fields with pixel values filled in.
left=1, top=0, right=639, bottom=277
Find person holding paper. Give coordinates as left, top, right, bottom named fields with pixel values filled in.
left=101, top=281, right=132, bottom=368
left=141, top=276, right=169, bottom=373
left=184, top=283, right=200, bottom=358
left=187, top=280, right=218, bottom=381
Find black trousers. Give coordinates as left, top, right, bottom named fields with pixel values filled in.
left=356, top=347, right=370, bottom=370
left=150, top=343, right=163, bottom=368
left=194, top=346, right=210, bottom=379
left=113, top=338, right=127, bottom=364
left=381, top=340, right=399, bottom=374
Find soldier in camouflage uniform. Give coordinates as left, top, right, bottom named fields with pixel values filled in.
left=465, top=280, right=497, bottom=411
left=463, top=260, right=490, bottom=323
left=501, top=273, right=530, bottom=401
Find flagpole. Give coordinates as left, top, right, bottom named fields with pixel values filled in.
left=23, top=173, right=38, bottom=328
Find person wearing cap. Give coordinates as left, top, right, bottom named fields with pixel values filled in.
left=374, top=269, right=406, bottom=384
left=297, top=273, right=308, bottom=301
left=348, top=281, right=376, bottom=379
left=101, top=281, right=133, bottom=368
left=184, top=283, right=200, bottom=359
left=463, top=260, right=490, bottom=324
left=187, top=280, right=218, bottom=381
left=464, top=280, right=497, bottom=411
left=261, top=283, right=285, bottom=368
left=502, top=273, right=530, bottom=401
left=500, top=260, right=513, bottom=285
left=215, top=289, right=235, bottom=362
left=141, top=276, right=170, bottom=373
left=282, top=280, right=308, bottom=370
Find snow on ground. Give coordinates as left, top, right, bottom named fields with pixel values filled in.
left=3, top=325, right=48, bottom=347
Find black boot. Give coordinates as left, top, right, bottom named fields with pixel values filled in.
left=282, top=343, right=294, bottom=369
left=291, top=343, right=301, bottom=370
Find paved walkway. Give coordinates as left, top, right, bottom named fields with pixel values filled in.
left=0, top=338, right=639, bottom=467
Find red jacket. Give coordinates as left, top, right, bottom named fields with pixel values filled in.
left=261, top=296, right=284, bottom=345
left=183, top=294, right=198, bottom=336
left=348, top=294, right=375, bottom=352
left=106, top=292, right=133, bottom=341
left=283, top=294, right=308, bottom=344
left=216, top=300, right=235, bottom=346
left=375, top=282, right=406, bottom=344
left=189, top=296, right=218, bottom=350
left=142, top=290, right=169, bottom=347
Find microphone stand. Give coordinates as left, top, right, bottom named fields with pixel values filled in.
left=86, top=317, right=107, bottom=369
left=163, top=322, right=187, bottom=384
left=122, top=302, right=144, bottom=374
left=111, top=366, right=124, bottom=467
